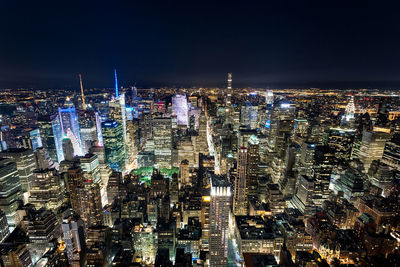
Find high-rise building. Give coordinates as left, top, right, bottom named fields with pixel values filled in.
left=76, top=182, right=103, bottom=229
left=62, top=216, right=82, bottom=266
left=291, top=175, right=315, bottom=216
left=325, top=127, right=356, bottom=161
left=101, top=121, right=126, bottom=172
left=358, top=130, right=390, bottom=172
left=29, top=169, right=63, bottom=211
left=209, top=174, right=231, bottom=266
left=109, top=94, right=127, bottom=153
left=247, top=135, right=259, bottom=197
left=51, top=113, right=64, bottom=163
left=62, top=137, right=74, bottom=161
left=78, top=110, right=102, bottom=154
left=179, top=159, right=190, bottom=189
left=66, top=167, right=85, bottom=214
left=382, top=134, right=400, bottom=171
left=0, top=158, right=22, bottom=227
left=172, top=95, right=189, bottom=127
left=38, top=115, right=58, bottom=164
left=0, top=209, right=9, bottom=242
left=234, top=147, right=248, bottom=215
left=153, top=117, right=172, bottom=168
left=58, top=105, right=84, bottom=156
left=25, top=208, right=61, bottom=260
left=0, top=148, right=35, bottom=192
left=240, top=102, right=258, bottom=130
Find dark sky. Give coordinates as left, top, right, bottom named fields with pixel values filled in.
left=1, top=0, right=400, bottom=89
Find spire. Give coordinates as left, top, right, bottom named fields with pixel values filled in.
left=78, top=74, right=86, bottom=110
left=114, top=68, right=119, bottom=98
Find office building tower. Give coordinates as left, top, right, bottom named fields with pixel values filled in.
left=298, top=142, right=316, bottom=177
left=234, top=147, right=248, bottom=215
left=109, top=93, right=127, bottom=148
left=29, top=129, right=42, bottom=151
left=325, top=127, right=356, bottom=161
left=66, top=167, right=85, bottom=214
left=29, top=169, right=63, bottom=211
left=247, top=135, right=259, bottom=197
left=179, top=159, right=190, bottom=188
left=34, top=147, right=55, bottom=170
left=106, top=171, right=121, bottom=204
left=330, top=161, right=364, bottom=201
left=358, top=130, right=390, bottom=172
left=209, top=174, right=231, bottom=266
left=291, top=175, right=315, bottom=216
left=0, top=209, right=9, bottom=242
left=78, top=110, right=101, bottom=154
left=76, top=182, right=103, bottom=229
left=153, top=117, right=172, bottom=168
left=382, top=134, right=400, bottom=171
left=0, top=148, right=35, bottom=192
left=51, top=113, right=64, bottom=163
left=25, top=208, right=61, bottom=260
left=197, top=113, right=209, bottom=155
left=58, top=104, right=84, bottom=156
left=62, top=138, right=74, bottom=161
left=101, top=121, right=125, bottom=172
left=172, top=95, right=189, bottom=127
left=0, top=158, right=22, bottom=227
left=62, top=216, right=82, bottom=266
left=240, top=102, right=258, bottom=129
left=38, top=115, right=58, bottom=164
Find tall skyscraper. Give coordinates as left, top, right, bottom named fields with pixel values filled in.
left=358, top=130, right=390, bottom=172
left=38, top=115, right=58, bottom=164
left=234, top=147, right=248, bottom=215
left=0, top=148, right=35, bottom=192
left=76, top=181, right=103, bottom=229
left=209, top=174, right=231, bottom=266
left=101, top=121, right=126, bottom=172
left=152, top=117, right=172, bottom=168
left=247, top=135, right=259, bottom=197
left=58, top=104, right=84, bottom=156
left=62, top=216, right=82, bottom=266
left=29, top=169, right=63, bottom=211
left=172, top=95, right=189, bottom=127
left=0, top=158, right=22, bottom=227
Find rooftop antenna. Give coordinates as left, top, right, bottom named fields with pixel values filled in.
left=78, top=74, right=86, bottom=110
left=114, top=68, right=119, bottom=98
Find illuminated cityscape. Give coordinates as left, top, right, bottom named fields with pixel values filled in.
left=1, top=1, right=400, bottom=267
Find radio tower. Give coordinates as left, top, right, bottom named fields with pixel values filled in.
left=78, top=74, right=86, bottom=110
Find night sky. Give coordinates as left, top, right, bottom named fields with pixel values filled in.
left=1, top=0, right=400, bottom=89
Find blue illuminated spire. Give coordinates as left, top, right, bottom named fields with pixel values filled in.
left=114, top=68, right=119, bottom=98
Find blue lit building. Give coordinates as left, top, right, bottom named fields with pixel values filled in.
left=51, top=114, right=64, bottom=163
left=58, top=105, right=83, bottom=156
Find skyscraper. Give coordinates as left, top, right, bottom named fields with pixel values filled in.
left=172, top=95, right=189, bottom=127
left=0, top=158, right=22, bottom=227
left=0, top=148, right=35, bottom=192
left=153, top=117, right=172, bottom=168
left=234, top=147, right=248, bottom=215
left=76, top=181, right=103, bottom=229
left=247, top=135, right=259, bottom=197
left=29, top=169, right=63, bottom=211
left=101, top=121, right=126, bottom=172
left=209, top=174, right=231, bottom=266
left=358, top=130, right=390, bottom=172
left=62, top=216, right=82, bottom=266
left=58, top=104, right=84, bottom=156
left=38, top=115, right=58, bottom=164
